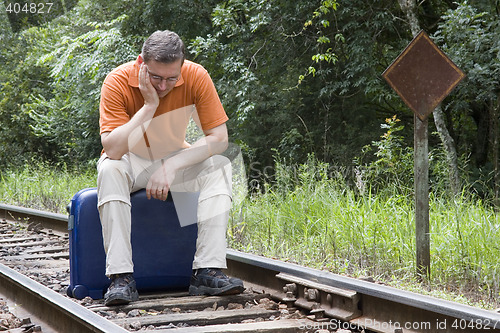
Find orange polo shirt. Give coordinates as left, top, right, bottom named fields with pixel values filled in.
left=99, top=58, right=228, bottom=159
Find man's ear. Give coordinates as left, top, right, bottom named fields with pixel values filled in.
left=137, top=54, right=144, bottom=64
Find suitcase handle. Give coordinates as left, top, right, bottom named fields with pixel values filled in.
left=67, top=202, right=74, bottom=230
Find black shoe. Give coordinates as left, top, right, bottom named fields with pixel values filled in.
left=189, top=268, right=244, bottom=296
left=104, top=273, right=139, bottom=306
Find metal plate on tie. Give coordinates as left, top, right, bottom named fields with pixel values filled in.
left=276, top=272, right=362, bottom=321
left=382, top=30, right=465, bottom=120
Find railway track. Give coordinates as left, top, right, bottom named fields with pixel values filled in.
left=1, top=202, right=500, bottom=333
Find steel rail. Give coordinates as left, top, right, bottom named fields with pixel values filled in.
left=0, top=262, right=128, bottom=333
left=227, top=250, right=500, bottom=332
left=2, top=203, right=500, bottom=332
left=0, top=203, right=68, bottom=233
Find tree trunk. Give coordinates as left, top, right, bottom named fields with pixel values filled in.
left=433, top=105, right=461, bottom=194
left=398, top=0, right=420, bottom=36
left=492, top=94, right=500, bottom=210
left=398, top=0, right=461, bottom=195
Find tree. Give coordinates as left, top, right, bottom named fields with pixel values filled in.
left=0, top=0, right=138, bottom=168
left=31, top=14, right=137, bottom=165
left=0, top=24, right=58, bottom=167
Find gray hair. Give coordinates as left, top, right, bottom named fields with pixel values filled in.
left=141, top=30, right=185, bottom=64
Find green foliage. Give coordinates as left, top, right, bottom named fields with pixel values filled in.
left=299, top=0, right=340, bottom=84
left=0, top=3, right=138, bottom=168
left=432, top=1, right=500, bottom=195
left=0, top=24, right=59, bottom=168
left=357, top=115, right=414, bottom=195
left=190, top=0, right=314, bottom=168
left=0, top=3, right=13, bottom=37
left=0, top=0, right=499, bottom=199
left=355, top=115, right=465, bottom=197
left=190, top=0, right=391, bottom=172
left=116, top=0, right=220, bottom=49
left=29, top=14, right=137, bottom=164
left=3, top=0, right=78, bottom=33
left=434, top=2, right=499, bottom=118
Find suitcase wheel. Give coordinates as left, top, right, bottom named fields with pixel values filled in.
left=69, top=284, right=89, bottom=300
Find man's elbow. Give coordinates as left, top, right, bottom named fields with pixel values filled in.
left=104, top=149, right=124, bottom=160
left=211, top=134, right=228, bottom=155
left=218, top=136, right=229, bottom=151
left=101, top=138, right=125, bottom=160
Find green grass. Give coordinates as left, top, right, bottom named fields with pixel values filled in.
left=228, top=162, right=500, bottom=309
left=0, top=162, right=97, bottom=214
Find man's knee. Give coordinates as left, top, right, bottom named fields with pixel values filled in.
left=99, top=156, right=127, bottom=174
left=209, top=154, right=231, bottom=169
left=98, top=157, right=130, bottom=181
left=194, top=156, right=232, bottom=201
left=203, top=155, right=232, bottom=181
left=97, top=157, right=133, bottom=204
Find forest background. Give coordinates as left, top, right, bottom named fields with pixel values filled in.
left=1, top=0, right=500, bottom=307
left=1, top=0, right=499, bottom=197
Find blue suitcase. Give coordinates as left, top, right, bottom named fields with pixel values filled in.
left=67, top=187, right=198, bottom=300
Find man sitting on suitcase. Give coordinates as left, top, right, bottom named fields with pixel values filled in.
left=97, top=30, right=244, bottom=306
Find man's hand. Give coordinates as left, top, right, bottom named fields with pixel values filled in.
left=139, top=63, right=160, bottom=109
left=146, top=161, right=175, bottom=201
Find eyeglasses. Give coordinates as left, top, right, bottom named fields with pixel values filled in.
left=147, top=70, right=180, bottom=83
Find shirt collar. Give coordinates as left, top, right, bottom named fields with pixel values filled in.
left=128, top=56, right=184, bottom=89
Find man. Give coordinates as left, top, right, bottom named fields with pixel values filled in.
left=98, top=30, right=243, bottom=306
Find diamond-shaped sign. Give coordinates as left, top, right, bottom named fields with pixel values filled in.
left=382, top=30, right=465, bottom=120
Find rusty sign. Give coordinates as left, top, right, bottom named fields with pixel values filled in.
left=382, top=30, right=465, bottom=120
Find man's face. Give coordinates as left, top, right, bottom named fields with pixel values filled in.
left=145, top=59, right=183, bottom=98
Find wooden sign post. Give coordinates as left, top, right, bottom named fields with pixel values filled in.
left=382, top=31, right=465, bottom=277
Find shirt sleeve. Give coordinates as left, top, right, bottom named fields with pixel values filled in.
left=192, top=67, right=228, bottom=131
left=99, top=74, right=131, bottom=135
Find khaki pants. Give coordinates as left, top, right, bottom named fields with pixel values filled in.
left=97, top=152, right=232, bottom=276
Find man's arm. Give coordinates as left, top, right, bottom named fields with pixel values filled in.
left=101, top=63, right=159, bottom=160
left=146, top=122, right=229, bottom=200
